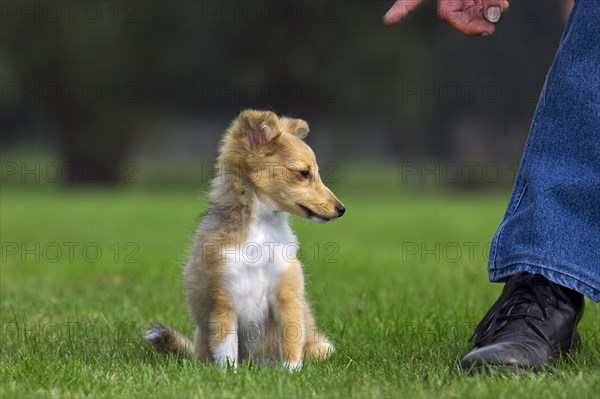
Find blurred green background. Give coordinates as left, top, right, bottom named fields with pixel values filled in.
left=1, top=0, right=574, bottom=189
left=5, top=2, right=599, bottom=398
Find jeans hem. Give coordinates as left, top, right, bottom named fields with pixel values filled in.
left=488, top=181, right=528, bottom=268
left=489, top=262, right=600, bottom=302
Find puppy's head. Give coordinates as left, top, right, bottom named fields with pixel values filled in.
left=219, top=109, right=345, bottom=223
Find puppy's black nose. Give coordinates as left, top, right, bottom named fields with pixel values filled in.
left=335, top=203, right=346, bottom=217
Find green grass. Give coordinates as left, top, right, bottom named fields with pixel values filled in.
left=1, top=187, right=599, bottom=398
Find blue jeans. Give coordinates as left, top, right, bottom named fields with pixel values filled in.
left=488, top=0, right=600, bottom=301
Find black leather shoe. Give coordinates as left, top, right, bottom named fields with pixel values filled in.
left=461, top=272, right=585, bottom=372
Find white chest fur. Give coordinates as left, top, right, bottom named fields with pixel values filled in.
left=222, top=200, right=298, bottom=326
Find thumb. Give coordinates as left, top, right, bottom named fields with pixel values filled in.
left=482, top=0, right=510, bottom=23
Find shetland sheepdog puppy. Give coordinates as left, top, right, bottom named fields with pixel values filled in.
left=145, top=109, right=345, bottom=371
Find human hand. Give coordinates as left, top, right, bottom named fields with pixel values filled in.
left=383, top=0, right=510, bottom=36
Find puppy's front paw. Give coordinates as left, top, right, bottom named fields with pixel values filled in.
left=283, top=360, right=303, bottom=372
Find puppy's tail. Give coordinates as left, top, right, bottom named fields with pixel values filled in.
left=144, top=324, right=194, bottom=358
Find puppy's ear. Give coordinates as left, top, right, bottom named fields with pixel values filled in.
left=237, top=109, right=281, bottom=150
left=281, top=117, right=310, bottom=139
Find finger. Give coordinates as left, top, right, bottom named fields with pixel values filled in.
left=383, top=0, right=426, bottom=26
left=482, top=0, right=510, bottom=23
left=439, top=0, right=495, bottom=36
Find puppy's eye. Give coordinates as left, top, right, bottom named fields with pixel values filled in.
left=299, top=170, right=310, bottom=179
